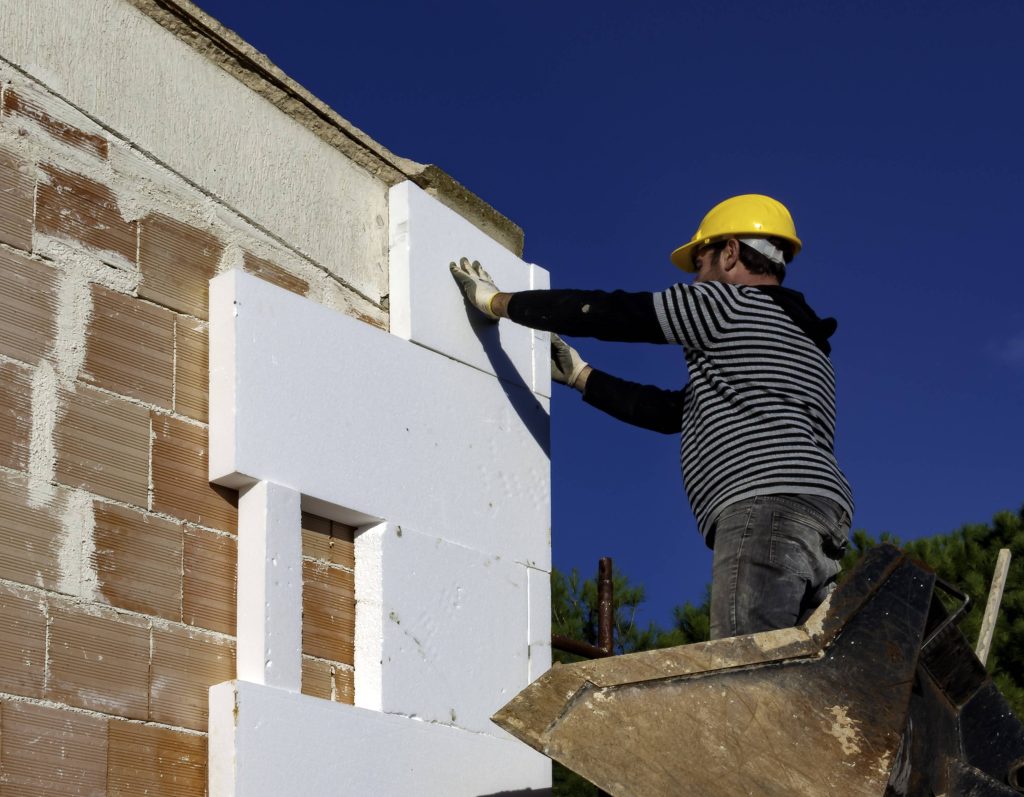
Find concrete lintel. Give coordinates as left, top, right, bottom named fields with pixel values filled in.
left=124, top=0, right=524, bottom=256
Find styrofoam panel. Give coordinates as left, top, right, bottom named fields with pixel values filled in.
left=530, top=263, right=553, bottom=399
left=236, top=481, right=302, bottom=691
left=209, top=269, right=550, bottom=570
left=527, top=566, right=553, bottom=682
left=389, top=182, right=552, bottom=398
left=353, top=521, right=386, bottom=712
left=372, top=525, right=528, bottom=736
left=210, top=681, right=551, bottom=797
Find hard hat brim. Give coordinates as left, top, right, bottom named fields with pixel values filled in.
left=670, top=240, right=704, bottom=273
left=669, top=233, right=803, bottom=273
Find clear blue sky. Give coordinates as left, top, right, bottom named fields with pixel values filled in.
left=194, top=0, right=1024, bottom=629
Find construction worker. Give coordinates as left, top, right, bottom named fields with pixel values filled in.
left=451, top=194, right=853, bottom=640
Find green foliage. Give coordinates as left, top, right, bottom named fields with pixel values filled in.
left=551, top=566, right=710, bottom=664
left=839, top=505, right=1024, bottom=717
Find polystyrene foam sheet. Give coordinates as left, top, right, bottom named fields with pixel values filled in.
left=527, top=566, right=553, bottom=682
left=389, top=181, right=552, bottom=398
left=209, top=681, right=551, bottom=797
left=373, top=525, right=529, bottom=736
left=209, top=268, right=551, bottom=569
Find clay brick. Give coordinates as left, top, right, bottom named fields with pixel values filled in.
left=139, top=214, right=223, bottom=319
left=107, top=720, right=206, bottom=797
left=0, top=583, right=46, bottom=698
left=83, top=285, right=174, bottom=407
left=150, top=625, right=235, bottom=731
left=0, top=247, right=59, bottom=364
left=0, top=472, right=63, bottom=589
left=174, top=316, right=208, bottom=422
left=183, top=526, right=236, bottom=635
left=302, top=512, right=355, bottom=570
left=151, top=413, right=237, bottom=532
left=243, top=251, right=309, bottom=296
left=302, top=560, right=355, bottom=665
left=0, top=145, right=34, bottom=252
left=47, top=603, right=150, bottom=720
left=301, top=657, right=354, bottom=704
left=301, top=655, right=333, bottom=700
left=54, top=384, right=150, bottom=506
left=301, top=511, right=330, bottom=557
left=336, top=664, right=354, bottom=704
left=37, top=164, right=136, bottom=265
left=93, top=502, right=182, bottom=621
left=0, top=359, right=32, bottom=471
left=0, top=700, right=108, bottom=796
left=3, top=89, right=108, bottom=159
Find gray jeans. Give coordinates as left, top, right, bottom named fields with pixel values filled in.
left=708, top=494, right=851, bottom=640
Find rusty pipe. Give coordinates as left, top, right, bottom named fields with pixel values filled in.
left=598, top=557, right=613, bottom=654
left=551, top=635, right=613, bottom=659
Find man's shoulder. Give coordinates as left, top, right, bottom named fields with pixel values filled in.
left=662, top=281, right=780, bottom=309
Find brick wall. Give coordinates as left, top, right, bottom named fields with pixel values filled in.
left=0, top=69, right=367, bottom=794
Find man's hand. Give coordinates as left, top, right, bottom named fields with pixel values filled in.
left=551, top=333, right=590, bottom=391
left=450, top=257, right=501, bottom=321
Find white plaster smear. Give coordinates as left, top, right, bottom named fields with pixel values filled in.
left=57, top=488, right=97, bottom=599
left=28, top=361, right=58, bottom=508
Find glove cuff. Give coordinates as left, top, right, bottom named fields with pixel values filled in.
left=568, top=360, right=589, bottom=390
left=485, top=292, right=499, bottom=319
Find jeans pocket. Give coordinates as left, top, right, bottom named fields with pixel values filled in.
left=821, top=530, right=848, bottom=560
left=769, top=511, right=824, bottom=579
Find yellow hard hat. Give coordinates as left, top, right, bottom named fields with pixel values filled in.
left=670, top=194, right=803, bottom=272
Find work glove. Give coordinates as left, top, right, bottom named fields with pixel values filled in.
left=450, top=257, right=501, bottom=321
left=550, top=333, right=589, bottom=390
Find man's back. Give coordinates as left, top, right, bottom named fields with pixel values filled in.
left=654, top=281, right=852, bottom=538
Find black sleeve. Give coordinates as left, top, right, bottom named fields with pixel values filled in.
left=506, top=289, right=666, bottom=343
left=581, top=369, right=684, bottom=435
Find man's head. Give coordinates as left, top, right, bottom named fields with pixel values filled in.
left=692, top=236, right=792, bottom=285
left=672, top=194, right=801, bottom=284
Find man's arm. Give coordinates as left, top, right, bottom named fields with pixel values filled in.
left=552, top=334, right=682, bottom=435
left=450, top=258, right=666, bottom=343
left=452, top=259, right=683, bottom=433
left=500, top=289, right=665, bottom=343
left=583, top=369, right=684, bottom=435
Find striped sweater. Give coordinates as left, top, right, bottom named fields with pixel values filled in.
left=507, top=282, right=854, bottom=539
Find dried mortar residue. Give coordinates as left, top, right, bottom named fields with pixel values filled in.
left=216, top=241, right=245, bottom=274
left=3, top=65, right=388, bottom=324
left=827, top=704, right=862, bottom=755
left=57, top=488, right=97, bottom=599
left=51, top=265, right=92, bottom=383
left=28, top=361, right=58, bottom=507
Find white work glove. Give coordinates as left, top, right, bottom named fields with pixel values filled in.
left=450, top=257, right=501, bottom=321
left=551, top=334, right=589, bottom=390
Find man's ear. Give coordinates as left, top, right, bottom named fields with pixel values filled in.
left=720, top=239, right=741, bottom=272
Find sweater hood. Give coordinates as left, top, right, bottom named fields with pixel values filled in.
left=755, top=286, right=838, bottom=356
